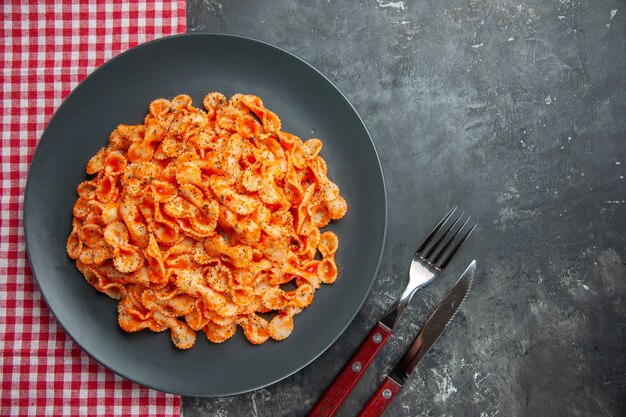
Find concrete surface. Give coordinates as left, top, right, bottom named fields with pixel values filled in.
left=184, top=0, right=626, bottom=415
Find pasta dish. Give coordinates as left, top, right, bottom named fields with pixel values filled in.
left=66, top=93, right=347, bottom=348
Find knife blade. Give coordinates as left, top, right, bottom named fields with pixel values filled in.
left=357, top=260, right=476, bottom=417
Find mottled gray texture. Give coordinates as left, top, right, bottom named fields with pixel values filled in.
left=184, top=0, right=626, bottom=416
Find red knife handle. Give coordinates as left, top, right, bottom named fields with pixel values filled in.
left=307, top=322, right=392, bottom=417
left=357, top=376, right=402, bottom=417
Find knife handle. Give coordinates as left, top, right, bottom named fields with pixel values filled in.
left=307, top=322, right=392, bottom=417
left=357, top=376, right=402, bottom=417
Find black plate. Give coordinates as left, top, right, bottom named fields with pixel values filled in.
left=24, top=33, right=386, bottom=397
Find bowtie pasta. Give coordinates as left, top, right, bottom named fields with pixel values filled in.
left=66, top=93, right=347, bottom=349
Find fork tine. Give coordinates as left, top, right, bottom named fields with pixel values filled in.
left=421, top=211, right=464, bottom=260
left=415, top=206, right=457, bottom=255
left=436, top=221, right=477, bottom=271
left=429, top=217, right=469, bottom=267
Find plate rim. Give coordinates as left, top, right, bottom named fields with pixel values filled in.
left=23, top=32, right=388, bottom=397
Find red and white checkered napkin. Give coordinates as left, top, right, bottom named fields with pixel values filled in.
left=0, top=1, right=186, bottom=416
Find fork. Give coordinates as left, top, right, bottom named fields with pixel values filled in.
left=307, top=207, right=476, bottom=417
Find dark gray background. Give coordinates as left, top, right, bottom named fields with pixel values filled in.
left=184, top=0, right=626, bottom=416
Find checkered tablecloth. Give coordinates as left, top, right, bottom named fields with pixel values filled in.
left=0, top=1, right=186, bottom=416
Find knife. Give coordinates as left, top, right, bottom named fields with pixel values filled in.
left=356, top=260, right=476, bottom=417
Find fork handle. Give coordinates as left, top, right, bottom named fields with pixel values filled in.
left=307, top=322, right=392, bottom=417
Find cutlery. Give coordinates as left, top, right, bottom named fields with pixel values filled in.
left=308, top=207, right=476, bottom=417
left=357, top=260, right=476, bottom=417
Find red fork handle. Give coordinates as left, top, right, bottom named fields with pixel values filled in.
left=307, top=322, right=392, bottom=417
left=357, top=376, right=402, bottom=417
